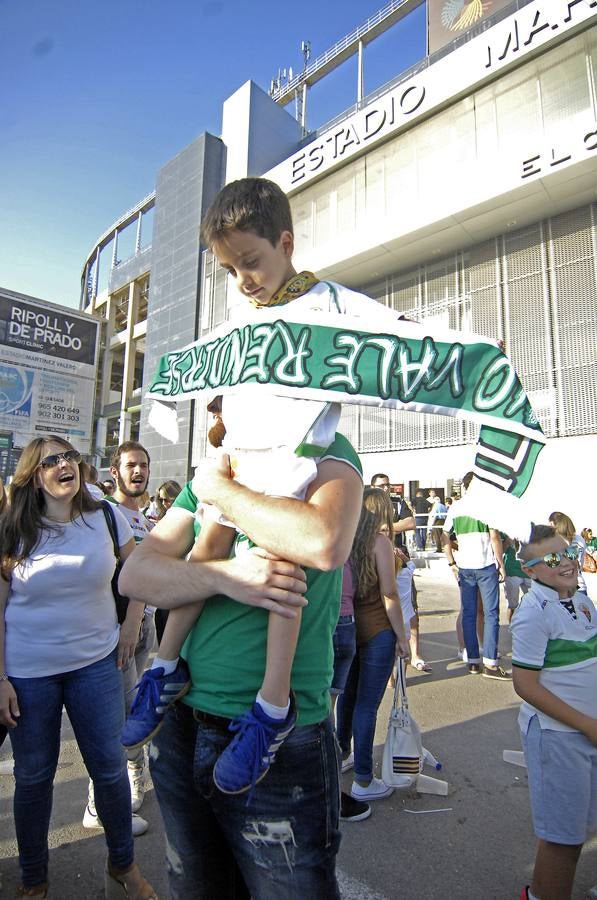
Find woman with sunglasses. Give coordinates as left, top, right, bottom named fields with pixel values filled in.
left=512, top=524, right=597, bottom=900
left=0, top=436, right=156, bottom=899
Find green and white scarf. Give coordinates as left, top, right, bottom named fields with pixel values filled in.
left=147, top=306, right=545, bottom=538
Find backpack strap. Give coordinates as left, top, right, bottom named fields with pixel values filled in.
left=101, top=500, right=121, bottom=562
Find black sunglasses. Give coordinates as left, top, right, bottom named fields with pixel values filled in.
left=39, top=449, right=81, bottom=470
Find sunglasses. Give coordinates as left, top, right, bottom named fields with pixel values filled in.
left=159, top=495, right=174, bottom=504
left=524, top=546, right=580, bottom=568
left=39, top=449, right=81, bottom=470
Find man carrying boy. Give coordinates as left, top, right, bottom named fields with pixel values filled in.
left=121, top=177, right=413, bottom=897
left=513, top=524, right=597, bottom=900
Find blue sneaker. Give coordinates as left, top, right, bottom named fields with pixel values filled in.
left=213, top=694, right=297, bottom=794
left=121, top=661, right=190, bottom=750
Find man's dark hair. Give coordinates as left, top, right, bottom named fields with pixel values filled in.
left=462, top=471, right=474, bottom=490
left=110, top=441, right=150, bottom=470
left=201, top=177, right=294, bottom=248
left=370, top=473, right=389, bottom=485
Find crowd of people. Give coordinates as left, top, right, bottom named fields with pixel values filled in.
left=0, top=176, right=595, bottom=900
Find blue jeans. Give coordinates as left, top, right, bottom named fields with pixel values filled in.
left=459, top=564, right=500, bottom=666
left=330, top=617, right=356, bottom=695
left=335, top=628, right=396, bottom=783
left=9, top=649, right=133, bottom=888
left=150, top=702, right=341, bottom=900
left=415, top=516, right=427, bottom=550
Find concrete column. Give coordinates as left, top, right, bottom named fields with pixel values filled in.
left=120, top=281, right=140, bottom=432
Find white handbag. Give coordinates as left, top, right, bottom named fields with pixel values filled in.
left=381, top=657, right=423, bottom=787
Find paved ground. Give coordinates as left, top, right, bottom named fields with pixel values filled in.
left=1, top=564, right=596, bottom=899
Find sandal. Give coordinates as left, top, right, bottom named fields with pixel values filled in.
left=412, top=660, right=432, bottom=674
left=105, top=862, right=157, bottom=899
left=17, top=886, right=48, bottom=898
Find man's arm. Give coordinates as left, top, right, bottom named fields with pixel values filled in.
left=489, top=528, right=506, bottom=581
left=119, top=509, right=307, bottom=617
left=195, top=454, right=363, bottom=571
left=513, top=667, right=597, bottom=746
left=393, top=515, right=415, bottom=535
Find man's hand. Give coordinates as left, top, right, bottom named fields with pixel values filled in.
left=0, top=679, right=19, bottom=728
left=498, top=563, right=506, bottom=583
left=213, top=546, right=307, bottom=619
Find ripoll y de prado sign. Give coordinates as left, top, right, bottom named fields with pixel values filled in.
left=148, top=308, right=545, bottom=503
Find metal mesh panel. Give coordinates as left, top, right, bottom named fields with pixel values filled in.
left=390, top=408, right=425, bottom=450
left=337, top=403, right=359, bottom=448
left=548, top=206, right=597, bottom=435
left=464, top=240, right=501, bottom=339
left=424, top=414, right=463, bottom=448
left=389, top=271, right=420, bottom=316
left=503, top=226, right=553, bottom=379
left=358, top=406, right=390, bottom=452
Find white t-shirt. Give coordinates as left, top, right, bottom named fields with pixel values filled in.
left=510, top=581, right=597, bottom=733
left=442, top=496, right=496, bottom=569
left=216, top=280, right=401, bottom=509
left=4, top=506, right=133, bottom=677
left=108, top=499, right=153, bottom=544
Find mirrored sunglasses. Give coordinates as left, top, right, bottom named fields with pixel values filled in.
left=39, top=449, right=81, bottom=470
left=524, top=546, right=580, bottom=568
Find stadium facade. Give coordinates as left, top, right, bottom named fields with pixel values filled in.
left=80, top=0, right=597, bottom=524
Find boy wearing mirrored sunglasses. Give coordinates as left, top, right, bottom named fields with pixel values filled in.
left=512, top=523, right=597, bottom=900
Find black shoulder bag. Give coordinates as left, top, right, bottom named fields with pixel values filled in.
left=101, top=500, right=129, bottom=624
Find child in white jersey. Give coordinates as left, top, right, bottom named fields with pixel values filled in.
left=512, top=523, right=597, bottom=900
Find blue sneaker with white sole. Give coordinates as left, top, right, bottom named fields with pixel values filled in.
left=213, top=693, right=297, bottom=794
left=121, top=661, right=190, bottom=750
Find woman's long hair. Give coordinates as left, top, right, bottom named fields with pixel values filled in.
left=156, top=480, right=183, bottom=520
left=0, top=436, right=100, bottom=579
left=349, top=487, right=395, bottom=598
left=549, top=510, right=576, bottom=542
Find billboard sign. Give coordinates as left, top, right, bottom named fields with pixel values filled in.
left=428, top=0, right=513, bottom=54
left=0, top=290, right=100, bottom=456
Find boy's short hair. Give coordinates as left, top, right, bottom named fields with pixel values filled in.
left=516, top=523, right=556, bottom=562
left=201, top=177, right=293, bottom=248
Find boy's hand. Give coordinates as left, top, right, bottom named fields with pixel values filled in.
left=192, top=450, right=232, bottom=505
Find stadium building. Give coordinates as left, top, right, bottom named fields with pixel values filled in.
left=80, top=0, right=597, bottom=524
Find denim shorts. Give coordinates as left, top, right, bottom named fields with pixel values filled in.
left=522, top=714, right=597, bottom=844
left=330, top=617, right=356, bottom=695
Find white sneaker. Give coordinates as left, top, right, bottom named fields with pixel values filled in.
left=351, top=777, right=394, bottom=801
left=341, top=752, right=354, bottom=773
left=128, top=761, right=145, bottom=812
left=82, top=804, right=148, bottom=837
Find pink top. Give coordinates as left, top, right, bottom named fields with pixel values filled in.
left=340, top=562, right=355, bottom=616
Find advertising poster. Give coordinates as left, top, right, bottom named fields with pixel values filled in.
left=428, top=0, right=512, bottom=53
left=0, top=290, right=100, bottom=456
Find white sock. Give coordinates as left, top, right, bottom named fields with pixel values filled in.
left=528, top=890, right=539, bottom=900
left=152, top=656, right=179, bottom=675
left=256, top=691, right=290, bottom=720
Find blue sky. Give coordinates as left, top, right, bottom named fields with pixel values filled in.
left=0, top=0, right=426, bottom=309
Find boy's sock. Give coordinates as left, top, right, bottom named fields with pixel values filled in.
left=151, top=656, right=179, bottom=675
left=256, top=691, right=290, bottom=720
